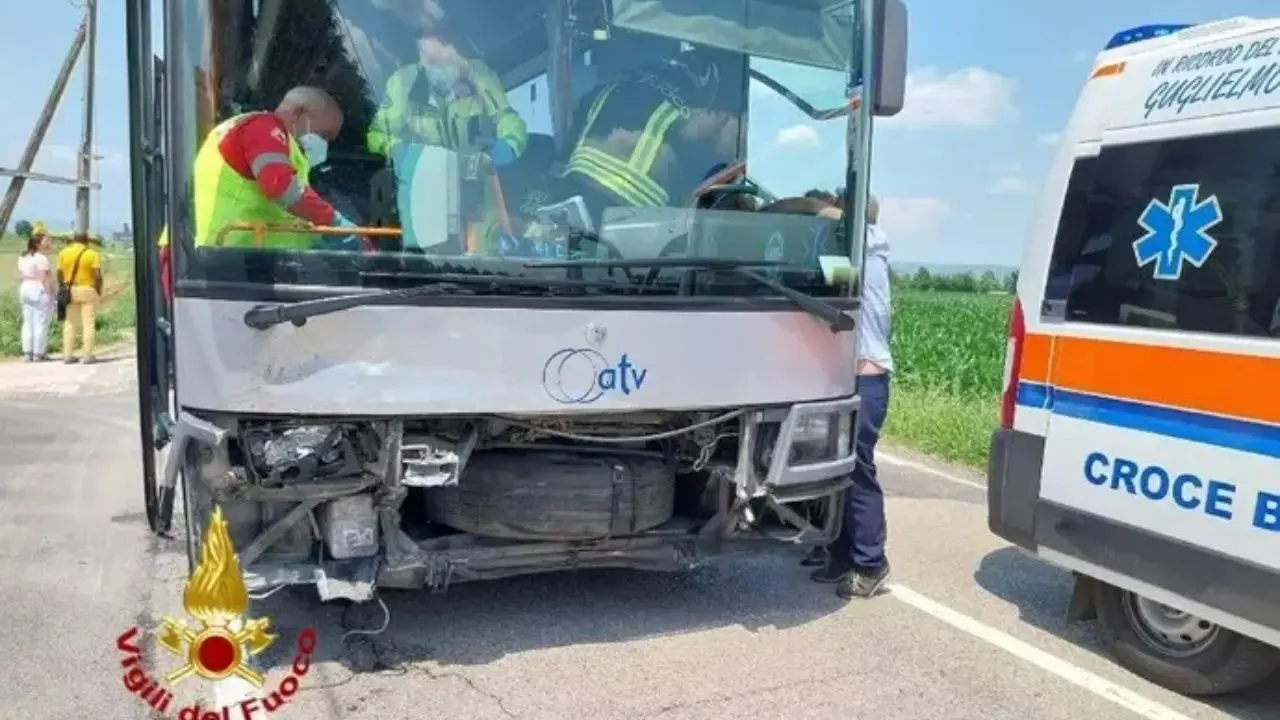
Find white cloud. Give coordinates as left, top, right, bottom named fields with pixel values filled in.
left=878, top=197, right=950, bottom=235
left=987, top=176, right=1036, bottom=196
left=1036, top=132, right=1061, bottom=146
left=880, top=67, right=1016, bottom=128
left=775, top=124, right=821, bottom=148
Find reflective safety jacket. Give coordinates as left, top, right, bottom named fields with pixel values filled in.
left=564, top=67, right=722, bottom=208
left=193, top=114, right=314, bottom=249
left=367, top=59, right=528, bottom=158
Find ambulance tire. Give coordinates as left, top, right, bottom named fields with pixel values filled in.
left=1092, top=582, right=1280, bottom=696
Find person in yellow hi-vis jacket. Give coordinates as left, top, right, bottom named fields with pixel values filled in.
left=367, top=23, right=527, bottom=252
left=194, top=86, right=357, bottom=250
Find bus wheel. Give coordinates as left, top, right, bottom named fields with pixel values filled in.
left=1092, top=581, right=1279, bottom=696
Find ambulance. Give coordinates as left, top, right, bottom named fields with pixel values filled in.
left=987, top=19, right=1280, bottom=696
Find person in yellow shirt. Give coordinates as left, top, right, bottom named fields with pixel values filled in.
left=56, top=233, right=104, bottom=364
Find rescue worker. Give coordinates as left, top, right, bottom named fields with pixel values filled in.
left=554, top=42, right=739, bottom=225
left=193, top=86, right=358, bottom=249
left=368, top=24, right=526, bottom=164
left=367, top=22, right=528, bottom=252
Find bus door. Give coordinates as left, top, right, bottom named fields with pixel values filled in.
left=126, top=0, right=176, bottom=536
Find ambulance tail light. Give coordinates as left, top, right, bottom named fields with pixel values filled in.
left=999, top=298, right=1026, bottom=430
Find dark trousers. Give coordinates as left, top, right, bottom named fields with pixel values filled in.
left=831, top=372, right=891, bottom=572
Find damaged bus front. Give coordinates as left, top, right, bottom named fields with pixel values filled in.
left=125, top=0, right=909, bottom=602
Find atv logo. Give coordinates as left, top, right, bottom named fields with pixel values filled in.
left=542, top=349, right=648, bottom=404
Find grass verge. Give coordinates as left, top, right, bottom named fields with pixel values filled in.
left=883, top=385, right=999, bottom=467
left=0, top=282, right=135, bottom=358
left=879, top=290, right=1012, bottom=468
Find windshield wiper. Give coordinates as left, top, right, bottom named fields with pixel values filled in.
left=242, top=273, right=656, bottom=330
left=243, top=282, right=467, bottom=329
left=524, top=258, right=855, bottom=332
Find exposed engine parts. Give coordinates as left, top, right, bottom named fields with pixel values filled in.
left=424, top=450, right=676, bottom=540
left=401, top=424, right=478, bottom=488
left=242, top=423, right=379, bottom=485
left=174, top=401, right=856, bottom=599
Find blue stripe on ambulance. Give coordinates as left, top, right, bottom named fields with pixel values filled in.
left=1016, top=381, right=1280, bottom=459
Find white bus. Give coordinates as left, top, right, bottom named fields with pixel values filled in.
left=124, top=0, right=910, bottom=609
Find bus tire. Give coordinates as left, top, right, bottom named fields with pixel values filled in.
left=1092, top=581, right=1279, bottom=696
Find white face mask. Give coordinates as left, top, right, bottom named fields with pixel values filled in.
left=296, top=118, right=329, bottom=166
left=298, top=133, right=328, bottom=166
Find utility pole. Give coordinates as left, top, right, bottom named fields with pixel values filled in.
left=0, top=15, right=90, bottom=239
left=75, top=0, right=99, bottom=236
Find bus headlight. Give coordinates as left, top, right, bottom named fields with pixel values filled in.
left=789, top=411, right=852, bottom=465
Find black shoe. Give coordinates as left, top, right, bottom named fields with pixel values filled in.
left=837, top=563, right=891, bottom=599
left=810, top=559, right=854, bottom=584
left=800, top=546, right=828, bottom=567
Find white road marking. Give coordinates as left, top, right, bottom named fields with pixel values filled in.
left=889, top=583, right=1197, bottom=720
left=878, top=451, right=987, bottom=491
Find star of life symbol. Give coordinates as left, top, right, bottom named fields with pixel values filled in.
left=158, top=506, right=277, bottom=687
left=1133, top=183, right=1222, bottom=281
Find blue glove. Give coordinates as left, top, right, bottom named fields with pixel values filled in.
left=487, top=139, right=517, bottom=168
left=320, top=214, right=360, bottom=250
left=497, top=233, right=534, bottom=257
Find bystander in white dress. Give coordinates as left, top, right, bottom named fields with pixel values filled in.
left=16, top=250, right=53, bottom=361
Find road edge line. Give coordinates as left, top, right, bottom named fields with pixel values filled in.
left=878, top=451, right=987, bottom=491
left=888, top=583, right=1197, bottom=720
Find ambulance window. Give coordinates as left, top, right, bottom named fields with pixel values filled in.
left=1042, top=156, right=1098, bottom=316
left=1046, top=127, right=1280, bottom=338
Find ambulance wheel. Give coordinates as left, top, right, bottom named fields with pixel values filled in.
left=1092, top=582, right=1279, bottom=696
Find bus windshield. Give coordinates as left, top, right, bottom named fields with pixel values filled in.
left=170, top=0, right=867, bottom=299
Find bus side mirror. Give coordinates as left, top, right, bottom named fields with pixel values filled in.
left=870, top=0, right=908, bottom=117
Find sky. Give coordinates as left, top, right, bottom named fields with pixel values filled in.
left=1, top=0, right=1275, bottom=265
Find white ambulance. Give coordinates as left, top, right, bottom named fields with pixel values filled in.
left=988, top=19, right=1280, bottom=696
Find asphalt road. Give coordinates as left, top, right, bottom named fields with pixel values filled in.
left=1, top=359, right=1276, bottom=720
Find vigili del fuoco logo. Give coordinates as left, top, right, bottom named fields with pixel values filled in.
left=116, top=506, right=318, bottom=719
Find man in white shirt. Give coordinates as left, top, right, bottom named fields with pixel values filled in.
left=804, top=196, right=894, bottom=599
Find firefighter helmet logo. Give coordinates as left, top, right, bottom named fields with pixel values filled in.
left=157, top=506, right=277, bottom=686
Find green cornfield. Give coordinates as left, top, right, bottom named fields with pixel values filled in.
left=892, top=291, right=1012, bottom=398
left=882, top=290, right=1013, bottom=466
